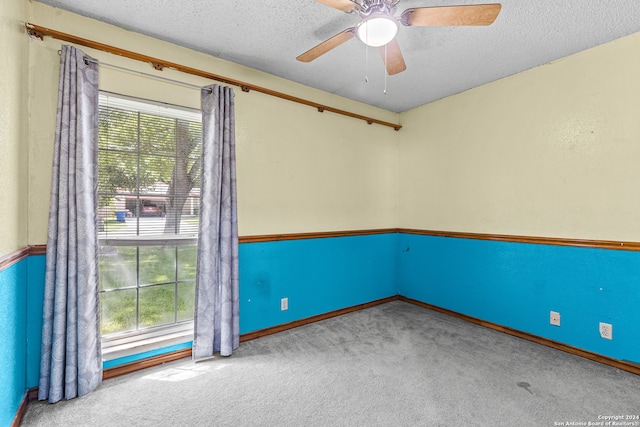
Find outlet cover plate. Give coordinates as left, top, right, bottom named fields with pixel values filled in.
left=599, top=322, right=612, bottom=340
left=550, top=311, right=561, bottom=326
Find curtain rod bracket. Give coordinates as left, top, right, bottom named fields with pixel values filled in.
left=317, top=107, right=325, bottom=113
left=151, top=62, right=165, bottom=71
left=241, top=86, right=251, bottom=93
left=26, top=25, right=44, bottom=41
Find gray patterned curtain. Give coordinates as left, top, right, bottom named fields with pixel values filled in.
left=39, top=45, right=102, bottom=403
left=193, top=85, right=239, bottom=359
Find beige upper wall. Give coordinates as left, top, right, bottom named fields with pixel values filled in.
left=399, top=32, right=640, bottom=241
left=26, top=3, right=399, bottom=243
left=0, top=0, right=29, bottom=257
left=18, top=2, right=640, bottom=247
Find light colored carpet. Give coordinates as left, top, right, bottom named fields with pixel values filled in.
left=22, top=301, right=640, bottom=426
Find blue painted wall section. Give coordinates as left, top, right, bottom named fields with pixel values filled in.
left=239, top=233, right=399, bottom=334
left=397, top=233, right=640, bottom=364
left=26, top=255, right=46, bottom=388
left=0, top=259, right=28, bottom=427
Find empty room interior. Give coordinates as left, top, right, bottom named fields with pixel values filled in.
left=2, top=0, right=640, bottom=425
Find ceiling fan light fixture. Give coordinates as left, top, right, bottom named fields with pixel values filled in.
left=356, top=14, right=398, bottom=47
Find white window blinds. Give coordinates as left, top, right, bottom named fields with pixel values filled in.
left=97, top=93, right=202, bottom=241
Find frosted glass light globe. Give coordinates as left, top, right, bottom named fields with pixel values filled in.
left=356, top=15, right=398, bottom=47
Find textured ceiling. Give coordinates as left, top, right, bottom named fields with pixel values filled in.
left=35, top=0, right=640, bottom=112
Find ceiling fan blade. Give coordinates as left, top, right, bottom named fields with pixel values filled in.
left=296, top=28, right=356, bottom=62
left=379, top=38, right=406, bottom=75
left=401, top=4, right=501, bottom=27
left=313, top=0, right=356, bottom=12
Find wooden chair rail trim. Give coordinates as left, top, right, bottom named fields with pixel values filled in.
left=239, top=228, right=397, bottom=243
left=29, top=245, right=47, bottom=256
left=8, top=227, right=640, bottom=275
left=25, top=23, right=402, bottom=131
left=0, top=247, right=30, bottom=271
left=398, top=228, right=640, bottom=252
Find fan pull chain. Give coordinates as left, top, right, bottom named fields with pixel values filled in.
left=383, top=44, right=387, bottom=95
left=364, top=24, right=369, bottom=83
left=364, top=44, right=369, bottom=83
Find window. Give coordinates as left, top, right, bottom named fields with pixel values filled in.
left=97, top=93, right=202, bottom=353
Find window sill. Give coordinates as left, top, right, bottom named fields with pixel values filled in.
left=102, top=323, right=194, bottom=362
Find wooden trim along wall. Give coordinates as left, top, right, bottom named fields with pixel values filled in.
left=230, top=227, right=640, bottom=250
left=14, top=294, right=639, bottom=426
left=102, top=296, right=400, bottom=379
left=238, top=296, right=399, bottom=342
left=6, top=229, right=640, bottom=268
left=10, top=392, right=29, bottom=427
left=0, top=245, right=47, bottom=272
left=397, top=228, right=640, bottom=252
left=102, top=294, right=640, bottom=381
left=0, top=247, right=30, bottom=271
left=239, top=228, right=397, bottom=243
left=399, top=296, right=640, bottom=376
left=29, top=245, right=47, bottom=256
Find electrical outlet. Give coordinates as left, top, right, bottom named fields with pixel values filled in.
left=599, top=322, right=612, bottom=340
left=281, top=297, right=288, bottom=311
left=550, top=311, right=561, bottom=326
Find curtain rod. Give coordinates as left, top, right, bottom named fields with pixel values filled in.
left=26, top=23, right=402, bottom=131
left=81, top=56, right=213, bottom=93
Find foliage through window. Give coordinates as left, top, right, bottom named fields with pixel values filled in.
left=98, top=93, right=202, bottom=337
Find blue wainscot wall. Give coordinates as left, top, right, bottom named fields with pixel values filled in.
left=0, top=259, right=27, bottom=427
left=0, top=255, right=45, bottom=427
left=26, top=256, right=46, bottom=389
left=397, top=233, right=640, bottom=365
left=239, top=233, right=398, bottom=334
left=5, top=231, right=640, bottom=424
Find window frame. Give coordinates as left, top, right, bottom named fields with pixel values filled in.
left=97, top=92, right=202, bottom=357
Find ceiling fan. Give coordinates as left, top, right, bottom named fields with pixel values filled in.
left=297, top=0, right=501, bottom=75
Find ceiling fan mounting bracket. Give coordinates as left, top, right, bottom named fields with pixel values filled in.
left=353, top=0, right=400, bottom=18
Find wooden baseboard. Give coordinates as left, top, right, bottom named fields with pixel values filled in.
left=399, top=296, right=640, bottom=376
left=27, top=387, right=38, bottom=402
left=104, top=294, right=640, bottom=379
left=102, top=296, right=400, bottom=380
left=240, top=296, right=400, bottom=342
left=10, top=390, right=30, bottom=427
left=14, top=295, right=639, bottom=426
